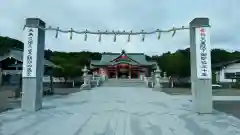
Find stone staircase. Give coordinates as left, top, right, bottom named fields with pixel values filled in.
left=102, top=79, right=146, bottom=87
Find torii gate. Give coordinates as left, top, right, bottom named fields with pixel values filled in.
left=21, top=18, right=212, bottom=114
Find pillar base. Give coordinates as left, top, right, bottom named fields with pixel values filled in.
left=192, top=80, right=213, bottom=114
left=80, top=84, right=91, bottom=90
left=21, top=77, right=42, bottom=112
left=153, top=78, right=162, bottom=91
left=153, top=83, right=162, bottom=91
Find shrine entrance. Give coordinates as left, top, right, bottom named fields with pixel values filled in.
left=21, top=17, right=213, bottom=114
left=107, top=63, right=141, bottom=79
left=94, top=49, right=152, bottom=79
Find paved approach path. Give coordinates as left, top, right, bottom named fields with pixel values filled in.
left=1, top=87, right=240, bottom=135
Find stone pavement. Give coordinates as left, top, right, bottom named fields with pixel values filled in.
left=1, top=87, right=240, bottom=135
left=162, top=88, right=240, bottom=96
left=0, top=88, right=82, bottom=113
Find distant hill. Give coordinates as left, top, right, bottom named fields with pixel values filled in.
left=0, top=36, right=24, bottom=55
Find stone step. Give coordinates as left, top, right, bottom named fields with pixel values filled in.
left=102, top=79, right=146, bottom=87
left=102, top=84, right=146, bottom=87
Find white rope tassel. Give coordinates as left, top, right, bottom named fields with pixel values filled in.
left=141, top=30, right=145, bottom=42
left=157, top=29, right=161, bottom=40
left=55, top=27, right=59, bottom=38
left=21, top=24, right=209, bottom=42
left=98, top=30, right=101, bottom=42
left=128, top=31, right=132, bottom=42
left=113, top=30, right=116, bottom=42
left=172, top=27, right=176, bottom=37
left=70, top=28, right=73, bottom=40
left=23, top=25, right=26, bottom=30
left=84, top=29, right=88, bottom=41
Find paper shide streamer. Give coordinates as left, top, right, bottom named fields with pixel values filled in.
left=23, top=24, right=210, bottom=42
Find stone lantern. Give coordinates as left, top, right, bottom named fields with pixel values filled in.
left=155, top=66, right=161, bottom=78
left=80, top=66, right=91, bottom=90
left=82, top=66, right=89, bottom=77
left=154, top=66, right=162, bottom=90
left=163, top=72, right=167, bottom=79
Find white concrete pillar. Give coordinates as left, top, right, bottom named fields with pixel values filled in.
left=21, top=18, right=46, bottom=112
left=190, top=18, right=212, bottom=114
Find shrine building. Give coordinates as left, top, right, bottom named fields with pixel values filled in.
left=90, top=50, right=157, bottom=79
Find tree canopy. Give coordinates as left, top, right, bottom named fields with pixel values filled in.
left=1, top=36, right=240, bottom=79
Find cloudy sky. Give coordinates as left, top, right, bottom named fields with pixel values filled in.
left=0, top=0, right=239, bottom=55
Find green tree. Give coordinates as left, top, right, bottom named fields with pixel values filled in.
left=0, top=36, right=23, bottom=55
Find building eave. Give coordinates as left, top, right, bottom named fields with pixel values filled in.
left=0, top=49, right=60, bottom=68
left=212, top=59, right=240, bottom=71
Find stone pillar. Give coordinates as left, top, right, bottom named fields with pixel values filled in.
left=21, top=18, right=45, bottom=112
left=80, top=66, right=91, bottom=90
left=190, top=18, right=212, bottom=114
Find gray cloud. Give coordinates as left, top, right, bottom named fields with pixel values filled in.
left=0, top=0, right=239, bottom=55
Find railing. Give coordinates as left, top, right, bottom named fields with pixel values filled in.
left=81, top=74, right=104, bottom=89
left=143, top=76, right=170, bottom=88
left=144, top=76, right=154, bottom=88
left=90, top=76, right=101, bottom=87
